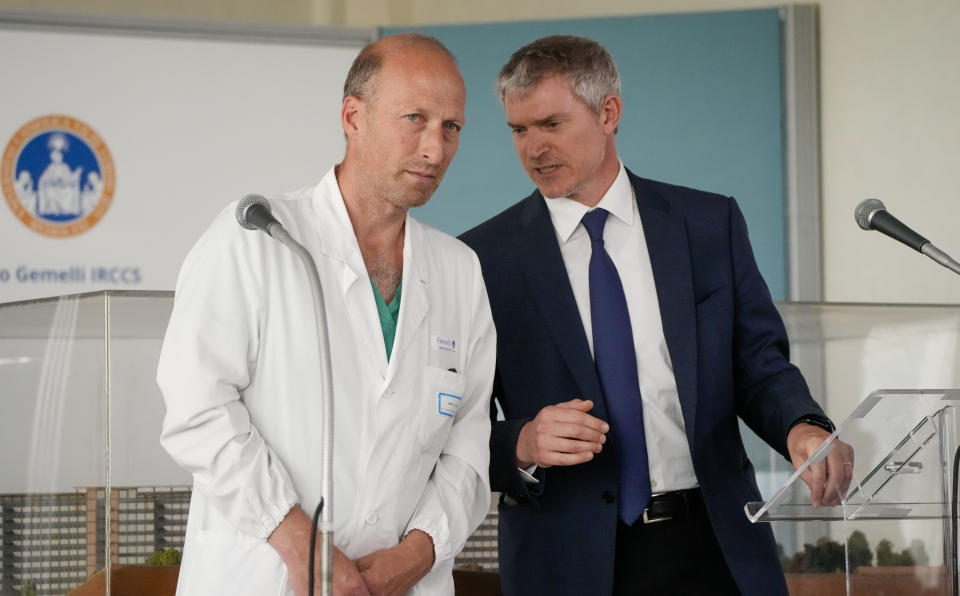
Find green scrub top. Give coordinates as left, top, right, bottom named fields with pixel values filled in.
left=370, top=278, right=401, bottom=361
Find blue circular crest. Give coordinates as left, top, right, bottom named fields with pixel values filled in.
left=2, top=115, right=115, bottom=238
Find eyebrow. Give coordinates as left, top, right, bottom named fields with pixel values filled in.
left=506, top=113, right=566, bottom=129
left=408, top=107, right=465, bottom=126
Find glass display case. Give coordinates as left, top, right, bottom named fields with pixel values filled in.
left=0, top=291, right=189, bottom=596
left=2, top=294, right=960, bottom=595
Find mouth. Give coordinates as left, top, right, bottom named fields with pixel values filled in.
left=532, top=165, right=560, bottom=176
left=406, top=169, right=438, bottom=183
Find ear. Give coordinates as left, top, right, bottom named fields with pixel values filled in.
left=341, top=95, right=364, bottom=138
left=599, top=94, right=622, bottom=135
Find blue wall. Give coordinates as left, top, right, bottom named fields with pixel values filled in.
left=386, top=8, right=787, bottom=298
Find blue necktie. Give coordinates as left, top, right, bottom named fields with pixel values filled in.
left=581, top=208, right=651, bottom=525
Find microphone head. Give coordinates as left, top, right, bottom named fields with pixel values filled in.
left=236, top=193, right=271, bottom=230
left=854, top=198, right=886, bottom=230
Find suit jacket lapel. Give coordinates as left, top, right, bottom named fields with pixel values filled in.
left=630, top=171, right=699, bottom=447
left=516, top=192, right=608, bottom=421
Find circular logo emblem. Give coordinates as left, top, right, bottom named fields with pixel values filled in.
left=2, top=115, right=116, bottom=238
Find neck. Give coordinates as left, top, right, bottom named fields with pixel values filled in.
left=335, top=161, right=405, bottom=302
left=570, top=142, right=620, bottom=208
left=335, top=161, right=407, bottom=249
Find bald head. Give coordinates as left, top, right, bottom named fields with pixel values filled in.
left=337, top=33, right=465, bottom=213
left=343, top=33, right=457, bottom=103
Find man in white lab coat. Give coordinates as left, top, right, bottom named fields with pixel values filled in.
left=157, top=34, right=495, bottom=596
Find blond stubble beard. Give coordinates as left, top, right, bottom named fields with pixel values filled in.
left=363, top=172, right=439, bottom=212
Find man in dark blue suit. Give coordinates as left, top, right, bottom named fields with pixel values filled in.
left=459, top=36, right=854, bottom=595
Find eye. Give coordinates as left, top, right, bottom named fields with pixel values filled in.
left=443, top=121, right=462, bottom=133
left=405, top=113, right=421, bottom=122
left=545, top=120, right=560, bottom=129
left=511, top=126, right=525, bottom=135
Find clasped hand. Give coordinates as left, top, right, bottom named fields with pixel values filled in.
left=269, top=507, right=434, bottom=596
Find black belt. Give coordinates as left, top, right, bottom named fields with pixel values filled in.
left=641, top=488, right=703, bottom=524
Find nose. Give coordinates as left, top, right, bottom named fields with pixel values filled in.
left=521, top=130, right=548, bottom=160
left=420, top=124, right=445, bottom=165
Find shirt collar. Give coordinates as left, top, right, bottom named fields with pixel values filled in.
left=543, top=160, right=634, bottom=243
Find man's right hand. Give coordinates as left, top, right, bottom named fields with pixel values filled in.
left=332, top=548, right=371, bottom=596
left=268, top=506, right=371, bottom=596
left=516, top=399, right=608, bottom=468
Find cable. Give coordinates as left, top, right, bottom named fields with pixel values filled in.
left=309, top=498, right=325, bottom=596
left=952, top=447, right=959, bottom=596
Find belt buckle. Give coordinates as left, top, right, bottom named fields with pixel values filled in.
left=642, top=509, right=671, bottom=524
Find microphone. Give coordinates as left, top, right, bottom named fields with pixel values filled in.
left=236, top=193, right=282, bottom=237
left=855, top=199, right=960, bottom=275
left=854, top=199, right=928, bottom=251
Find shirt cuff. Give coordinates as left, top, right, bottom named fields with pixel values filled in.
left=517, top=464, right=540, bottom=485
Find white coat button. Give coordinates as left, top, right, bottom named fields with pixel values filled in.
left=366, top=512, right=379, bottom=525
left=651, top=480, right=658, bottom=489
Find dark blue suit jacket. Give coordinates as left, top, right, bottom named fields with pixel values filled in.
left=459, top=169, right=827, bottom=596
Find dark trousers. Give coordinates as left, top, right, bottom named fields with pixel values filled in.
left=612, top=491, right=741, bottom=595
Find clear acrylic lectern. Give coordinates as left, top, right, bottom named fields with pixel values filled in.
left=747, top=389, right=960, bottom=594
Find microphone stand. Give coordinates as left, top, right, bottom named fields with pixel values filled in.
left=269, top=225, right=336, bottom=596
left=237, top=196, right=333, bottom=595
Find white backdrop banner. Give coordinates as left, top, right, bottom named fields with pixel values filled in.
left=0, top=16, right=374, bottom=302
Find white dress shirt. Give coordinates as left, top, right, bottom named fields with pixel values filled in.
left=542, top=161, right=698, bottom=493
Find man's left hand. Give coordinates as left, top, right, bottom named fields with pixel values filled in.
left=787, top=422, right=855, bottom=507
left=355, top=529, right=435, bottom=595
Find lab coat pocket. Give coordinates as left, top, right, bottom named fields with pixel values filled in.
left=419, top=365, right=466, bottom=456
left=185, top=530, right=289, bottom=595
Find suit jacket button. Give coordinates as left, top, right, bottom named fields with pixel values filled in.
left=601, top=491, right=615, bottom=504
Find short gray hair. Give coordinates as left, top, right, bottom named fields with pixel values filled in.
left=343, top=33, right=456, bottom=101
left=496, top=35, right=621, bottom=113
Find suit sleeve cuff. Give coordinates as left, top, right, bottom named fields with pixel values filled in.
left=490, top=417, right=533, bottom=495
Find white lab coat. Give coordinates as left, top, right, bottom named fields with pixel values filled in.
left=157, top=167, right=495, bottom=595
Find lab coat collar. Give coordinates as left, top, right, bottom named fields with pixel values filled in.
left=390, top=216, right=430, bottom=378
left=311, top=166, right=429, bottom=285
left=312, top=167, right=364, bottom=275
left=311, top=166, right=430, bottom=379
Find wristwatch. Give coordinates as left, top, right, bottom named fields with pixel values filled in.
left=790, top=414, right=836, bottom=434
